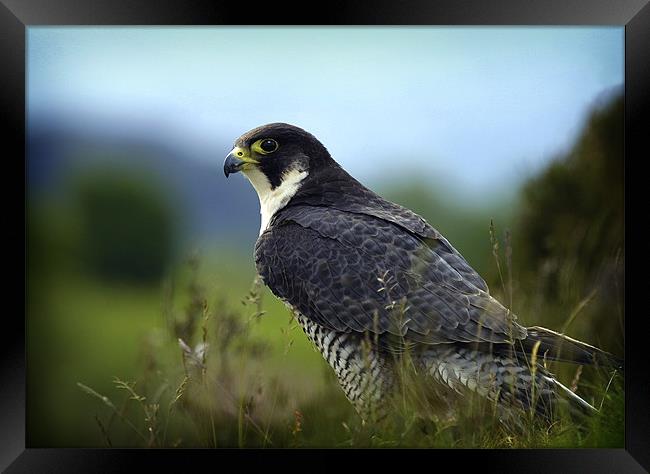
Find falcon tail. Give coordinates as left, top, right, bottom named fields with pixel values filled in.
left=549, top=376, right=599, bottom=416
left=522, top=326, right=623, bottom=371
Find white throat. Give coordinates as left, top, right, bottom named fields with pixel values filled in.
left=242, top=167, right=308, bottom=235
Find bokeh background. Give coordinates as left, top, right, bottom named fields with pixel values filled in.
left=26, top=27, right=624, bottom=447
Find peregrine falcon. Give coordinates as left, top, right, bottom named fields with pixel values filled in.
left=223, top=123, right=621, bottom=423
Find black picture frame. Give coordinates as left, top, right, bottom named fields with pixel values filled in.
left=4, top=0, right=648, bottom=471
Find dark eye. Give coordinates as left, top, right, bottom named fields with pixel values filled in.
left=260, top=139, right=278, bottom=153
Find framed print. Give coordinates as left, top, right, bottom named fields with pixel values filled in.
left=3, top=0, right=649, bottom=471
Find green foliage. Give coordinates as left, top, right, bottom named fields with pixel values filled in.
left=513, top=94, right=624, bottom=354
left=72, top=166, right=178, bottom=284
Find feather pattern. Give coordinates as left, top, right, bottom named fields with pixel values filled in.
left=256, top=205, right=526, bottom=345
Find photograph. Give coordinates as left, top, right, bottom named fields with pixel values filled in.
left=26, top=26, right=625, bottom=449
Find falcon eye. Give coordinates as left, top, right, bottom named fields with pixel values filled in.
left=259, top=139, right=278, bottom=153
left=252, top=138, right=279, bottom=155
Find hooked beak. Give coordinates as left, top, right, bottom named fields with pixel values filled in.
left=223, top=146, right=259, bottom=177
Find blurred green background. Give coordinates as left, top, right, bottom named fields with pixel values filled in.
left=26, top=27, right=624, bottom=447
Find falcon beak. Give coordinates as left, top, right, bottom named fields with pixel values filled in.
left=224, top=146, right=259, bottom=177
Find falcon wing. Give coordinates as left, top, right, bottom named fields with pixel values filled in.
left=293, top=178, right=490, bottom=293
left=255, top=205, right=526, bottom=345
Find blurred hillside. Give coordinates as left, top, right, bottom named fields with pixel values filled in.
left=512, top=94, right=624, bottom=355
left=28, top=113, right=261, bottom=250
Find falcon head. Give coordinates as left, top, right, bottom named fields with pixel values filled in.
left=223, top=122, right=332, bottom=188
left=224, top=123, right=340, bottom=233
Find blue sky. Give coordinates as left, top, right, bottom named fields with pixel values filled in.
left=28, top=27, right=623, bottom=202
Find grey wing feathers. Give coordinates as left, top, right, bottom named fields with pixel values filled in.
left=255, top=205, right=526, bottom=345
left=343, top=201, right=490, bottom=293
left=294, top=178, right=490, bottom=293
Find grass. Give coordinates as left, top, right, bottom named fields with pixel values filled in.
left=69, top=237, right=623, bottom=449
left=26, top=249, right=326, bottom=447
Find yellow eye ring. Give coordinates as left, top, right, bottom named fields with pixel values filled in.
left=252, top=138, right=279, bottom=155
